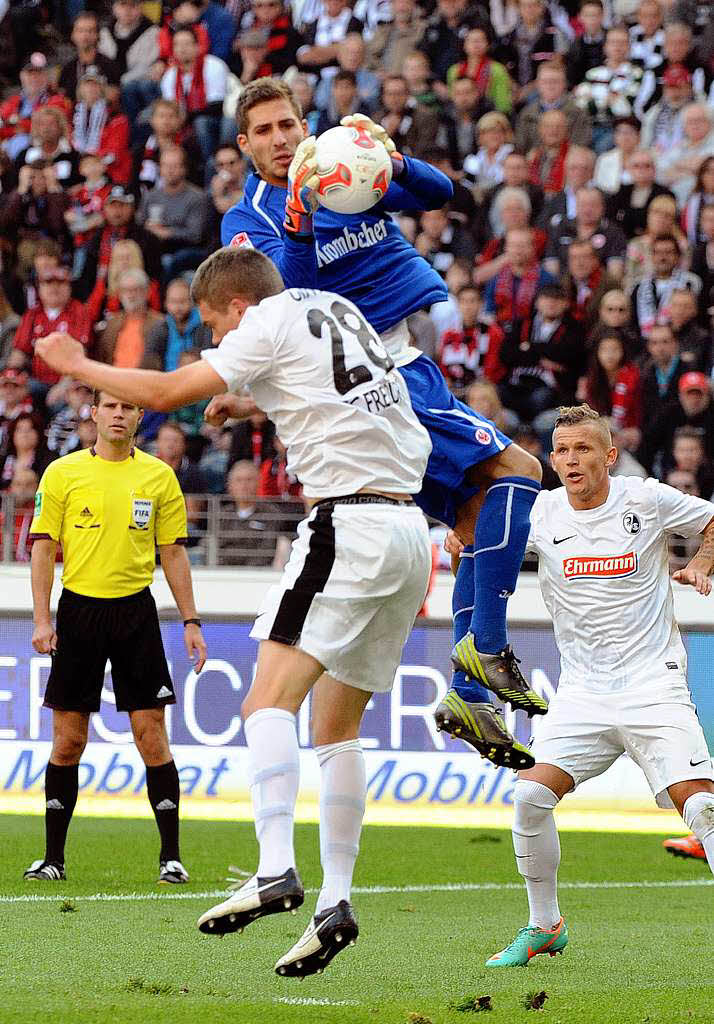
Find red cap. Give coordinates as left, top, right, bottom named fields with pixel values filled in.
left=663, top=64, right=692, bottom=88
left=679, top=371, right=710, bottom=393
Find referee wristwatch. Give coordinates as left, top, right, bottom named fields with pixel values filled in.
left=183, top=618, right=202, bottom=628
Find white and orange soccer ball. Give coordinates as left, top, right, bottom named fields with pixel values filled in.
left=314, top=124, right=392, bottom=215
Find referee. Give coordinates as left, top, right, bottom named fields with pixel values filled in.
left=25, top=390, right=206, bottom=884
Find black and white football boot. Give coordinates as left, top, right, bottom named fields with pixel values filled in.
left=23, top=859, right=66, bottom=881
left=197, top=867, right=304, bottom=935
left=158, top=859, right=189, bottom=884
left=275, top=900, right=358, bottom=978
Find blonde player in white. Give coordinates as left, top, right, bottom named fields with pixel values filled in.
left=35, top=246, right=433, bottom=980
left=475, top=404, right=714, bottom=967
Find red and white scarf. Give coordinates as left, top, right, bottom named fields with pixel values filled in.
left=174, top=55, right=207, bottom=114
left=494, top=264, right=540, bottom=321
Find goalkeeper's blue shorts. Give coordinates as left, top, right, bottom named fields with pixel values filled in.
left=399, top=354, right=512, bottom=528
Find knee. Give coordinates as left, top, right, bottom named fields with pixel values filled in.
left=682, top=789, right=714, bottom=837
left=52, top=733, right=86, bottom=764
left=133, top=718, right=169, bottom=765
left=509, top=445, right=543, bottom=484
left=513, top=778, right=559, bottom=830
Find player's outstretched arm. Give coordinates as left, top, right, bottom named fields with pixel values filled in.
left=672, top=516, right=714, bottom=596
left=36, top=332, right=227, bottom=412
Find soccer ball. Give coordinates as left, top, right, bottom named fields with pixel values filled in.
left=314, top=125, right=393, bottom=215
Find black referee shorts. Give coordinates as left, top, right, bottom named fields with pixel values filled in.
left=44, top=587, right=175, bottom=713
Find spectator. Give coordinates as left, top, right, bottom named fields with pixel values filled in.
left=259, top=436, right=303, bottom=500
left=515, top=61, right=591, bottom=156
left=639, top=370, right=714, bottom=476
left=0, top=162, right=70, bottom=279
left=46, top=379, right=93, bottom=455
left=561, top=239, right=619, bottom=333
left=483, top=227, right=555, bottom=329
left=635, top=21, right=709, bottom=116
left=537, top=145, right=596, bottom=232
left=510, top=423, right=560, bottom=487
left=86, top=236, right=162, bottom=326
left=169, top=348, right=210, bottom=441
left=466, top=376, right=513, bottom=434
left=315, top=69, right=361, bottom=133
left=640, top=321, right=684, bottom=413
left=137, top=145, right=208, bottom=281
left=628, top=0, right=664, bottom=74
left=495, top=0, right=568, bottom=96
left=682, top=155, right=714, bottom=247
left=189, top=0, right=239, bottom=64
left=607, top=147, right=673, bottom=239
left=623, top=193, right=685, bottom=294
left=0, top=368, right=33, bottom=459
left=0, top=411, right=53, bottom=489
left=160, top=27, right=229, bottom=165
left=582, top=332, right=642, bottom=442
left=233, top=0, right=304, bottom=82
left=154, top=419, right=207, bottom=542
left=475, top=186, right=546, bottom=285
left=419, top=0, right=489, bottom=84
left=526, top=108, right=570, bottom=197
left=366, top=0, right=427, bottom=78
left=446, top=26, right=513, bottom=115
left=229, top=409, right=276, bottom=469
left=289, top=73, right=319, bottom=134
left=670, top=424, right=714, bottom=498
left=639, top=62, right=691, bottom=157
left=428, top=259, right=471, bottom=339
left=438, top=285, right=505, bottom=391
left=691, top=204, right=714, bottom=322
left=498, top=283, right=584, bottom=423
left=460, top=111, right=513, bottom=195
left=374, top=75, right=439, bottom=159
left=0, top=294, right=20, bottom=369
left=668, top=287, right=710, bottom=371
left=658, top=103, right=714, bottom=208
left=480, top=150, right=544, bottom=240
left=9, top=266, right=92, bottom=389
left=145, top=277, right=212, bottom=371
left=199, top=424, right=233, bottom=492
left=59, top=12, right=121, bottom=102
left=207, top=143, right=245, bottom=240
left=297, top=0, right=363, bottom=87
left=631, top=232, right=701, bottom=338
left=545, top=185, right=627, bottom=280
left=95, top=268, right=164, bottom=367
left=132, top=98, right=200, bottom=195
left=0, top=52, right=71, bottom=161
left=566, top=0, right=606, bottom=88
left=590, top=286, right=640, bottom=354
left=593, top=115, right=640, bottom=194
left=2, top=465, right=39, bottom=562
left=314, top=33, right=379, bottom=113
left=100, top=0, right=162, bottom=123
left=415, top=206, right=475, bottom=275
left=64, top=153, right=112, bottom=279
left=402, top=51, right=442, bottom=111
left=218, top=459, right=291, bottom=567
left=574, top=26, right=643, bottom=154
left=72, top=67, right=131, bottom=185
left=16, top=107, right=82, bottom=190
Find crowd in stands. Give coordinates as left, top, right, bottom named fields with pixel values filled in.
left=1, top=0, right=714, bottom=568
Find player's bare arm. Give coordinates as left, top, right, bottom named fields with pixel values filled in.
left=30, top=538, right=58, bottom=654
left=672, top=516, right=714, bottom=596
left=159, top=544, right=207, bottom=673
left=36, top=332, right=227, bottom=411
left=204, top=394, right=260, bottom=426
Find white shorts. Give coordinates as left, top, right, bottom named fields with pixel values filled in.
left=531, top=674, right=714, bottom=808
left=250, top=499, right=431, bottom=693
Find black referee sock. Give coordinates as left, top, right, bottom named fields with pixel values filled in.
left=44, top=762, right=79, bottom=866
left=146, top=761, right=181, bottom=863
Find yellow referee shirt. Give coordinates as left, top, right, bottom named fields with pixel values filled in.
left=29, top=448, right=188, bottom=599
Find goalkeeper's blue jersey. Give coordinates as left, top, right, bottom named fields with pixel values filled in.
left=220, top=156, right=452, bottom=334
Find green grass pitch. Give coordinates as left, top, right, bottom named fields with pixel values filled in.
left=3, top=814, right=712, bottom=1024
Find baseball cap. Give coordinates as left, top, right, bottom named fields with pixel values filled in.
left=679, top=371, right=710, bottom=394
left=663, top=64, right=692, bottom=88
left=22, top=52, right=48, bottom=73
left=80, top=65, right=107, bottom=85
left=106, top=185, right=135, bottom=204
left=39, top=266, right=71, bottom=283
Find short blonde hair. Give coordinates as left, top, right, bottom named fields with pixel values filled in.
left=553, top=403, right=613, bottom=447
left=477, top=111, right=512, bottom=139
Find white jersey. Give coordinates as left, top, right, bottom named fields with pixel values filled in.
left=527, top=475, right=714, bottom=691
left=201, top=289, right=431, bottom=498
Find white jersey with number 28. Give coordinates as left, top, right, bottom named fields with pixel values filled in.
left=526, top=475, right=714, bottom=692
left=201, top=288, right=432, bottom=499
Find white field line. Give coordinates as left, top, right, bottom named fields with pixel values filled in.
left=2, top=877, right=712, bottom=905
left=273, top=997, right=360, bottom=1007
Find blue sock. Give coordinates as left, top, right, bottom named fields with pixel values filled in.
left=452, top=545, right=490, bottom=702
left=470, top=476, right=541, bottom=654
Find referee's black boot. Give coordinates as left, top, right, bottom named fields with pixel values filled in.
left=197, top=867, right=304, bottom=935
left=24, top=859, right=66, bottom=881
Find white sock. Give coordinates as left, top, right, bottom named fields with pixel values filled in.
left=683, top=791, right=714, bottom=873
left=244, top=708, right=300, bottom=877
left=315, top=739, right=366, bottom=915
left=512, top=779, right=561, bottom=930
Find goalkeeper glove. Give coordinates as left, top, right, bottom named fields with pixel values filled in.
left=284, top=136, right=319, bottom=237
left=340, top=113, right=405, bottom=178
